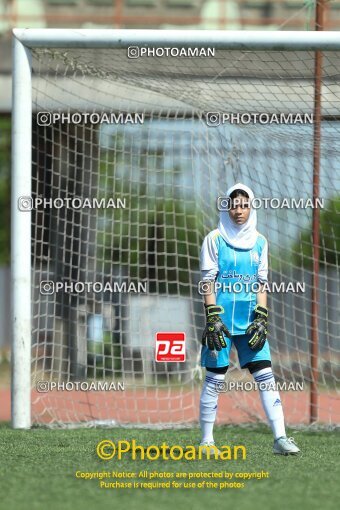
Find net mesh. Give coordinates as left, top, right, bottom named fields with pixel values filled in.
left=30, top=46, right=340, bottom=427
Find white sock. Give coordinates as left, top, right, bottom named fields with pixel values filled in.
left=253, top=367, right=286, bottom=440
left=199, top=370, right=225, bottom=443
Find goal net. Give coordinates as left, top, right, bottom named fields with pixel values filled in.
left=13, top=30, right=340, bottom=428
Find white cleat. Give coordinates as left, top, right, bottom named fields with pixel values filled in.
left=273, top=436, right=301, bottom=455
left=199, top=441, right=221, bottom=458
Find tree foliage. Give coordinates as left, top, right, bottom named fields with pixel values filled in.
left=291, top=196, right=340, bottom=269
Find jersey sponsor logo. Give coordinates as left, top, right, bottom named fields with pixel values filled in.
left=155, top=332, right=186, bottom=362
left=221, top=270, right=257, bottom=282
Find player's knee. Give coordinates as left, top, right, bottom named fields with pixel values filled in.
left=206, top=365, right=229, bottom=375
left=244, top=360, right=271, bottom=374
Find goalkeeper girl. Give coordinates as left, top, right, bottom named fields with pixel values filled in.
left=199, top=183, right=300, bottom=455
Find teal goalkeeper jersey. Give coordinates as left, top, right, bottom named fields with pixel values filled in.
left=200, top=229, right=268, bottom=336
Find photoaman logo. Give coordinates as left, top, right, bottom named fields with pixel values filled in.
left=96, top=440, right=246, bottom=461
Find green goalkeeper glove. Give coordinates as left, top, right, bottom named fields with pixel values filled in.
left=246, top=304, right=268, bottom=351
left=202, top=304, right=231, bottom=351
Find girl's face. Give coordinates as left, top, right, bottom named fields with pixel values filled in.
left=228, top=194, right=251, bottom=225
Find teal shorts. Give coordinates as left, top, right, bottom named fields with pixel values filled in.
left=201, top=333, right=271, bottom=369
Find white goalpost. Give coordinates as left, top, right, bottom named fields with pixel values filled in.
left=11, top=29, right=340, bottom=429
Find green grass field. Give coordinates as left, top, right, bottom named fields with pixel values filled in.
left=0, top=423, right=339, bottom=510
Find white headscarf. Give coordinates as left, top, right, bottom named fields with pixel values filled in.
left=218, top=183, right=257, bottom=250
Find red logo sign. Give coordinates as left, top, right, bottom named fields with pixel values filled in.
left=155, top=332, right=186, bottom=362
